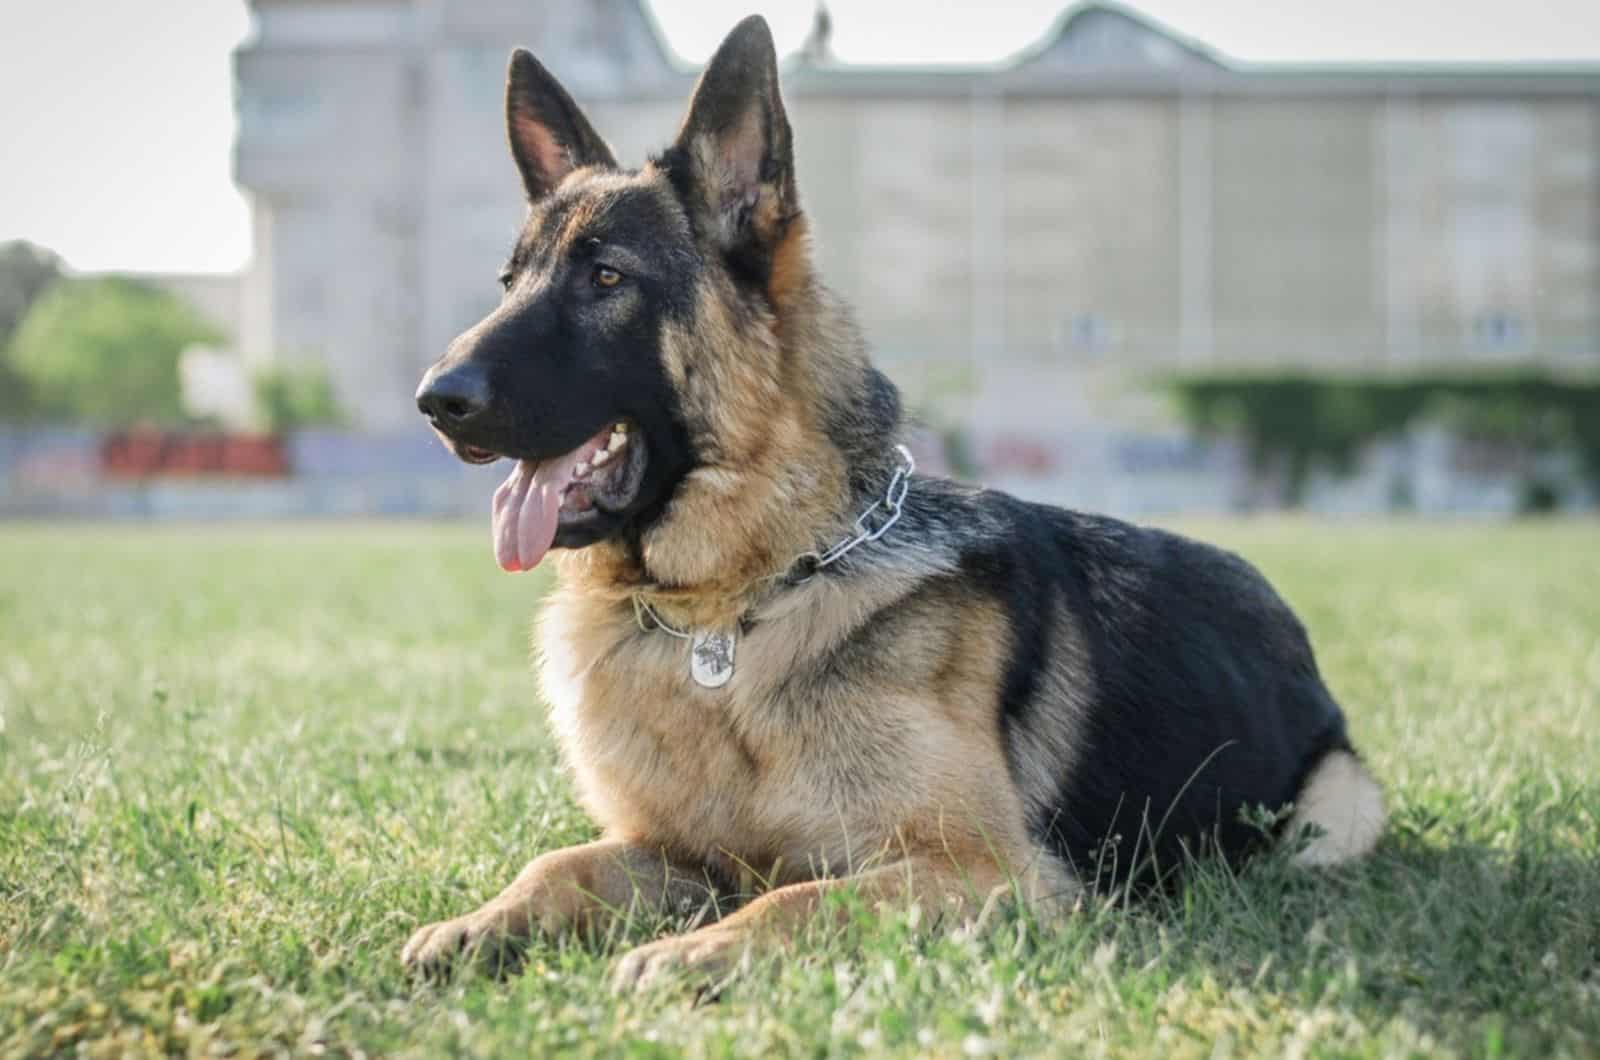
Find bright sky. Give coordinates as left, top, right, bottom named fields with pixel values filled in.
left=1, top=0, right=1597, bottom=275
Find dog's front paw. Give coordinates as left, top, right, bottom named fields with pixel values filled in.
left=401, top=909, right=526, bottom=978
left=611, top=927, right=744, bottom=993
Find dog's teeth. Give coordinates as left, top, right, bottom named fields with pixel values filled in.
left=592, top=448, right=612, bottom=467
left=607, top=431, right=626, bottom=452
left=614, top=422, right=628, bottom=434
left=574, top=461, right=589, bottom=477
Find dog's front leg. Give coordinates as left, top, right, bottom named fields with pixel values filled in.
left=402, top=838, right=718, bottom=976
left=611, top=852, right=1021, bottom=992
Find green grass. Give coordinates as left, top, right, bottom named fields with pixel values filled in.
left=2, top=520, right=1597, bottom=1058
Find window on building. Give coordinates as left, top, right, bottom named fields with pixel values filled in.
left=239, top=88, right=325, bottom=144
left=1057, top=312, right=1114, bottom=355
left=1469, top=310, right=1529, bottom=354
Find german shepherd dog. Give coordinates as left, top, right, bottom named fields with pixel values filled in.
left=408, top=16, right=1384, bottom=990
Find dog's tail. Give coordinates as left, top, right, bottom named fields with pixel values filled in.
left=1286, top=749, right=1385, bottom=867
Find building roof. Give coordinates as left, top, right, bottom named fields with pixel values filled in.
left=780, top=1, right=1600, bottom=98
left=237, top=1, right=1600, bottom=98
left=1016, top=3, right=1227, bottom=73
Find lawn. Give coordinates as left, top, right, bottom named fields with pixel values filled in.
left=2, top=520, right=1597, bottom=1058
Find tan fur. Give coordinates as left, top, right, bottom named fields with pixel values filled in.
left=540, top=577, right=1052, bottom=879
left=401, top=839, right=720, bottom=971
left=766, top=215, right=814, bottom=321
left=997, top=602, right=1094, bottom=837
left=613, top=847, right=1049, bottom=990
left=535, top=582, right=1076, bottom=988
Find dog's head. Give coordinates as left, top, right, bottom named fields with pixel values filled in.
left=417, top=16, right=808, bottom=574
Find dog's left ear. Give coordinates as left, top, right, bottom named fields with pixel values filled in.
left=669, top=15, right=798, bottom=259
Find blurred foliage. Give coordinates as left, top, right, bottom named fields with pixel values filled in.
left=8, top=275, right=219, bottom=426
left=941, top=425, right=979, bottom=480
left=0, top=240, right=64, bottom=419
left=253, top=364, right=346, bottom=431
left=0, top=241, right=61, bottom=346
left=1168, top=372, right=1600, bottom=503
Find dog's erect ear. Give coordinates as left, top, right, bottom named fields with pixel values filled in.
left=669, top=16, right=798, bottom=256
left=505, top=49, right=617, bottom=200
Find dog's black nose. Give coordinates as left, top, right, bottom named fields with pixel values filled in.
left=416, top=364, right=491, bottom=427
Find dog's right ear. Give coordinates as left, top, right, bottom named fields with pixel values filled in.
left=505, top=49, right=617, bottom=200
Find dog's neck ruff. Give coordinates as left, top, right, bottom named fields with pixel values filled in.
left=632, top=444, right=916, bottom=688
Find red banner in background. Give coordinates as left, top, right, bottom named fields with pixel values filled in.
left=100, top=430, right=290, bottom=478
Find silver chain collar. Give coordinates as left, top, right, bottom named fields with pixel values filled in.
left=791, top=443, right=916, bottom=579
left=632, top=443, right=916, bottom=650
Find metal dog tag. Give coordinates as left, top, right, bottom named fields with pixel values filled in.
left=690, top=629, right=736, bottom=688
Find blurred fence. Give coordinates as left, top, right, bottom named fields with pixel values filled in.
left=2, top=422, right=1589, bottom=520
left=0, top=428, right=503, bottom=519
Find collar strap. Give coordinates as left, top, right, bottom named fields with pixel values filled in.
left=633, top=443, right=916, bottom=636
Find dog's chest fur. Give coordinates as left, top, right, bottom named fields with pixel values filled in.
left=535, top=570, right=1034, bottom=885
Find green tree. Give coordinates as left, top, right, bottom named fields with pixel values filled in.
left=8, top=275, right=219, bottom=426
left=0, top=240, right=64, bottom=419
left=0, top=241, right=61, bottom=346
left=253, top=364, right=346, bottom=431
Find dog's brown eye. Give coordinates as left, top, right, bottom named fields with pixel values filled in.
left=497, top=269, right=514, bottom=291
left=593, top=265, right=623, bottom=289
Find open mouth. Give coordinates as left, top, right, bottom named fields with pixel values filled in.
left=478, top=420, right=646, bottom=572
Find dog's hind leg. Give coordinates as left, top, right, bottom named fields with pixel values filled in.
left=1286, top=749, right=1386, bottom=867
left=609, top=844, right=1073, bottom=992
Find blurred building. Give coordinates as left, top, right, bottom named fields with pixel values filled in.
left=233, top=1, right=1600, bottom=431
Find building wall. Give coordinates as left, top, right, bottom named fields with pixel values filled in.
left=234, top=1, right=1600, bottom=430
left=788, top=90, right=1600, bottom=372
left=1399, top=98, right=1600, bottom=364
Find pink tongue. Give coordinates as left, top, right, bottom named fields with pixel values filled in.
left=491, top=452, right=583, bottom=572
